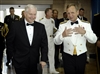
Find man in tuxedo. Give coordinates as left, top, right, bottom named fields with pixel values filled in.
left=6, top=4, right=48, bottom=74
left=54, top=3, right=97, bottom=74
left=4, top=7, right=20, bottom=67
left=78, top=8, right=88, bottom=21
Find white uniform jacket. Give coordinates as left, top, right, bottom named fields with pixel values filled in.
left=39, top=17, right=56, bottom=39
left=54, top=18, right=97, bottom=56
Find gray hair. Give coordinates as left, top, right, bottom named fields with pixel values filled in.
left=66, top=3, right=79, bottom=11
left=25, top=4, right=37, bottom=12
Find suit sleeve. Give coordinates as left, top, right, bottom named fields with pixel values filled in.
left=40, top=25, right=48, bottom=62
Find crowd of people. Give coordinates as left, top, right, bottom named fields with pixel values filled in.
left=0, top=3, right=99, bottom=74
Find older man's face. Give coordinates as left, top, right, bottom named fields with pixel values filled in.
left=24, top=8, right=37, bottom=23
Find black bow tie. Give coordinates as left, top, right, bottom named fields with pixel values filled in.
left=71, top=21, right=78, bottom=25
left=27, top=23, right=34, bottom=26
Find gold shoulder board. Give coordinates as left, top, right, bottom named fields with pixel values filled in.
left=94, top=13, right=99, bottom=16
left=81, top=20, right=89, bottom=23
left=39, top=18, right=44, bottom=21
left=60, top=20, right=67, bottom=25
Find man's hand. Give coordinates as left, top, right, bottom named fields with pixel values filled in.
left=73, top=25, right=86, bottom=35
left=62, top=27, right=73, bottom=37
left=40, top=61, right=46, bottom=68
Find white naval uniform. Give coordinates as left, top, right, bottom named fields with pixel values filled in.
left=39, top=17, right=56, bottom=72
left=54, top=18, right=97, bottom=56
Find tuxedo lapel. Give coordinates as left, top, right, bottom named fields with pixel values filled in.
left=19, top=21, right=38, bottom=46
left=31, top=21, right=38, bottom=46
left=20, top=20, right=30, bottom=46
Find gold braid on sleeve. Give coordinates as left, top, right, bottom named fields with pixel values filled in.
left=1, top=23, right=9, bottom=37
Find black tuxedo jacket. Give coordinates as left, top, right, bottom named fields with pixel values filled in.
left=6, top=20, right=48, bottom=68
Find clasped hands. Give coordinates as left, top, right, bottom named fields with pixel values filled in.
left=62, top=25, right=86, bottom=37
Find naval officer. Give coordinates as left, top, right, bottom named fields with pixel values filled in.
left=39, top=8, right=59, bottom=74
left=54, top=3, right=97, bottom=74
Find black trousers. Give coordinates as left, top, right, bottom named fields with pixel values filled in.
left=15, top=66, right=38, bottom=74
left=14, top=58, right=38, bottom=74
left=54, top=44, right=60, bottom=68
left=62, top=52, right=87, bottom=74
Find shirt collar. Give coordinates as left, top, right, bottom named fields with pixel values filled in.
left=24, top=19, right=34, bottom=26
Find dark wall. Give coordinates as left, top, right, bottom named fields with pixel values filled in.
left=91, top=0, right=100, bottom=24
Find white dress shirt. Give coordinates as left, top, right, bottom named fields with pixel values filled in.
left=79, top=15, right=83, bottom=20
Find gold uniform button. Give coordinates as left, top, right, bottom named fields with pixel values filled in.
left=67, top=43, right=69, bottom=45
left=69, top=49, right=70, bottom=51
left=79, top=50, right=81, bottom=52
